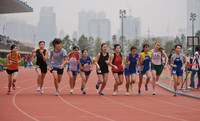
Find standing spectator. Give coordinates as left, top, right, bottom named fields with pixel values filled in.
left=27, top=54, right=33, bottom=69
left=24, top=54, right=28, bottom=68
left=0, top=63, right=4, bottom=72
left=189, top=46, right=200, bottom=89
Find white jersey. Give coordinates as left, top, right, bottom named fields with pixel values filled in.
left=151, top=49, right=162, bottom=65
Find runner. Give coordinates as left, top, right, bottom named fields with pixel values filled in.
left=79, top=49, right=93, bottom=95
left=67, top=46, right=80, bottom=94
left=138, top=44, right=153, bottom=95
left=31, top=41, right=48, bottom=94
left=170, top=45, right=187, bottom=97
left=6, top=44, right=21, bottom=94
left=110, top=44, right=124, bottom=96
left=151, top=41, right=168, bottom=95
left=124, top=46, right=139, bottom=96
left=48, top=38, right=67, bottom=96
left=95, top=43, right=111, bottom=95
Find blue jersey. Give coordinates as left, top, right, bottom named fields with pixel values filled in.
left=142, top=55, right=151, bottom=71
left=172, top=57, right=183, bottom=71
left=128, top=53, right=138, bottom=71
left=79, top=56, right=91, bottom=72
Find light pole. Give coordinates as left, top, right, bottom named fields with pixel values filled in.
left=119, top=9, right=126, bottom=54
left=190, top=12, right=196, bottom=53
left=33, top=34, right=37, bottom=49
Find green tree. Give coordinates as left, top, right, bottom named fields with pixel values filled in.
left=105, top=40, right=112, bottom=53
left=88, top=36, right=95, bottom=57
left=112, top=35, right=118, bottom=46
left=165, top=40, right=175, bottom=54
left=94, top=38, right=102, bottom=56
left=78, top=35, right=88, bottom=51
left=63, top=35, right=72, bottom=53
left=174, top=36, right=181, bottom=44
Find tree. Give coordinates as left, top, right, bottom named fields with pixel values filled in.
left=63, top=35, right=72, bottom=53
left=94, top=37, right=102, bottom=56
left=174, top=36, right=181, bottom=45
left=112, top=35, right=118, bottom=46
left=165, top=40, right=175, bottom=54
left=141, top=39, right=151, bottom=51
left=196, top=30, right=200, bottom=39
left=105, top=40, right=112, bottom=53
left=88, top=36, right=95, bottom=58
left=72, top=38, right=78, bottom=47
left=78, top=35, right=88, bottom=51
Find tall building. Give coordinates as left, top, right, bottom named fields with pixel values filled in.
left=89, top=19, right=111, bottom=42
left=78, top=10, right=96, bottom=37
left=78, top=10, right=111, bottom=42
left=118, top=15, right=141, bottom=41
left=37, top=7, right=56, bottom=48
left=187, top=0, right=200, bottom=36
left=5, top=19, right=37, bottom=43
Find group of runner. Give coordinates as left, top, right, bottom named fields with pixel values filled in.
left=6, top=38, right=188, bottom=97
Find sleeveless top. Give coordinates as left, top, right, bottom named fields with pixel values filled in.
left=98, top=52, right=109, bottom=73
left=141, top=52, right=151, bottom=71
left=36, top=49, right=47, bottom=66
left=80, top=56, right=91, bottom=72
left=126, top=53, right=139, bottom=71
left=7, top=53, right=19, bottom=70
left=172, top=54, right=183, bottom=71
left=112, top=53, right=123, bottom=72
left=151, top=49, right=162, bottom=65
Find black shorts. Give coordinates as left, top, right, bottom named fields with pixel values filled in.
left=36, top=65, right=47, bottom=73
left=50, top=67, right=64, bottom=75
left=113, top=71, right=124, bottom=75
left=6, top=69, right=18, bottom=75
left=96, top=70, right=109, bottom=74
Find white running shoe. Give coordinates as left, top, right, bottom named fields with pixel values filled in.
left=37, top=87, right=41, bottom=92
left=55, top=91, right=60, bottom=96
left=153, top=91, right=156, bottom=95
left=40, top=88, right=44, bottom=94
left=113, top=92, right=117, bottom=96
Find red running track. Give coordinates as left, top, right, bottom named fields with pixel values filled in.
left=0, top=67, right=200, bottom=121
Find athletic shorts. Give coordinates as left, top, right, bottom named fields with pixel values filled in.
left=172, top=70, right=183, bottom=76
left=50, top=67, right=64, bottom=75
left=6, top=69, right=18, bottom=75
left=81, top=71, right=91, bottom=76
left=151, top=64, right=164, bottom=76
left=36, top=65, right=47, bottom=73
left=124, top=68, right=136, bottom=76
left=96, top=69, right=109, bottom=74
left=139, top=69, right=150, bottom=75
left=67, top=68, right=79, bottom=76
left=113, top=71, right=124, bottom=75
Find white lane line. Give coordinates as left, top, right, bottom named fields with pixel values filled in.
left=102, top=96, right=187, bottom=121
left=58, top=78, right=115, bottom=121
left=12, top=75, right=68, bottom=121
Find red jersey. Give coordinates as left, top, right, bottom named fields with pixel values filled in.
left=112, top=53, right=123, bottom=72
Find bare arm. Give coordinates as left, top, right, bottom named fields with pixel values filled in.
left=95, top=53, right=100, bottom=70
left=181, top=55, right=187, bottom=70
left=90, top=57, right=93, bottom=71
left=48, top=54, right=52, bottom=70
left=17, top=54, right=21, bottom=64
left=161, top=50, right=168, bottom=68
left=31, top=49, right=36, bottom=63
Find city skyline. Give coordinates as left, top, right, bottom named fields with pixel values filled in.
left=0, top=0, right=189, bottom=41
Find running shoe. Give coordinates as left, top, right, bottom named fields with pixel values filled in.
left=113, top=92, right=117, bottom=96
left=130, top=83, right=133, bottom=91
left=37, top=87, right=41, bottom=92
left=138, top=90, right=141, bottom=95
left=99, top=91, right=104, bottom=95
left=96, top=80, right=100, bottom=90
left=55, top=91, right=60, bottom=96
left=145, top=84, right=148, bottom=91
left=40, top=88, right=44, bottom=94
left=126, top=92, right=129, bottom=96
left=153, top=91, right=156, bottom=95
left=174, top=92, right=177, bottom=97
left=70, top=88, right=74, bottom=94
left=83, top=89, right=86, bottom=95
left=12, top=83, right=16, bottom=90
left=6, top=91, right=11, bottom=95
left=81, top=87, right=83, bottom=91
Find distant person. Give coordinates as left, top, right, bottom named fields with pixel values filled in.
left=27, top=54, right=33, bottom=69
left=6, top=44, right=21, bottom=94
left=24, top=54, right=28, bottom=68
left=189, top=46, right=200, bottom=89
left=0, top=63, right=4, bottom=72
left=168, top=49, right=175, bottom=65
left=31, top=41, right=48, bottom=94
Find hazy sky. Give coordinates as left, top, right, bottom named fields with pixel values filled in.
left=2, top=0, right=187, bottom=37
